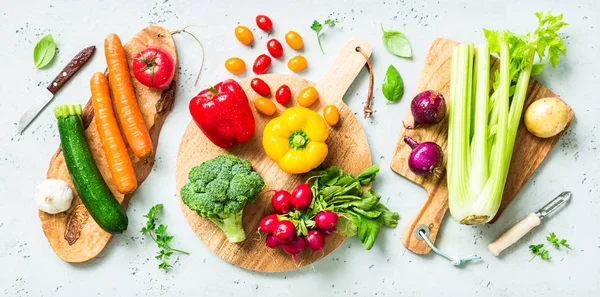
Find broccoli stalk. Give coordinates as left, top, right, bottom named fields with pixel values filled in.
left=181, top=155, right=265, bottom=243
left=206, top=209, right=246, bottom=242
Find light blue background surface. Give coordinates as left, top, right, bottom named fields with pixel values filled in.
left=0, top=0, right=597, bottom=296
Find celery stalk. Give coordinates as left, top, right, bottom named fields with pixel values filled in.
left=447, top=12, right=568, bottom=225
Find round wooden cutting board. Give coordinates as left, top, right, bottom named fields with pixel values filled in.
left=175, top=39, right=373, bottom=272
left=40, top=26, right=177, bottom=263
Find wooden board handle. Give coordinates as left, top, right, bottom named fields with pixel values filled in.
left=401, top=177, right=448, bottom=254
left=315, top=38, right=371, bottom=104
left=488, top=213, right=541, bottom=256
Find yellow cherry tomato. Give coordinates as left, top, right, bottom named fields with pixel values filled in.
left=235, top=26, right=254, bottom=45
left=285, top=31, right=304, bottom=50
left=287, top=55, right=308, bottom=72
left=254, top=97, right=277, bottom=116
left=224, top=57, right=246, bottom=74
left=323, top=105, right=340, bottom=126
left=297, top=86, right=319, bottom=107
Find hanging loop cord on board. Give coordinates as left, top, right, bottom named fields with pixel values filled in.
left=163, top=25, right=207, bottom=87
left=355, top=46, right=373, bottom=119
left=416, top=225, right=482, bottom=266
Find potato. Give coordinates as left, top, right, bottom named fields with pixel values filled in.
left=524, top=97, right=570, bottom=138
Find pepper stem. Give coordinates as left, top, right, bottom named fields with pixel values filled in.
left=209, top=86, right=218, bottom=96
left=289, top=130, right=310, bottom=150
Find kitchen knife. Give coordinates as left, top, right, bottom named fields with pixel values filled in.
left=488, top=191, right=572, bottom=256
left=18, top=45, right=95, bottom=134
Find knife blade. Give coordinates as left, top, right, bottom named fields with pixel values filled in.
left=18, top=45, right=95, bottom=134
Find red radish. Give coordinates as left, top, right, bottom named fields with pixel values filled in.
left=321, top=228, right=336, bottom=236
left=291, top=183, right=312, bottom=211
left=404, top=135, right=443, bottom=176
left=275, top=85, right=291, bottom=105
left=282, top=236, right=305, bottom=263
left=250, top=78, right=271, bottom=96
left=259, top=214, right=279, bottom=233
left=315, top=211, right=338, bottom=230
left=271, top=190, right=292, bottom=214
left=404, top=90, right=446, bottom=129
left=265, top=234, right=281, bottom=249
left=256, top=15, right=273, bottom=31
left=272, top=220, right=296, bottom=243
left=305, top=230, right=326, bottom=252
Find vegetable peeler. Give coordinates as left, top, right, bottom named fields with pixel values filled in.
left=488, top=191, right=571, bottom=256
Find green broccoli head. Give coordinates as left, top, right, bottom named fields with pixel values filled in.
left=180, top=155, right=265, bottom=242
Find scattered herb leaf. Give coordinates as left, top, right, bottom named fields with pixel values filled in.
left=529, top=244, right=550, bottom=262
left=380, top=24, right=412, bottom=58
left=310, top=19, right=338, bottom=54
left=382, top=65, right=404, bottom=103
left=546, top=232, right=572, bottom=249
left=33, top=34, right=57, bottom=69
left=141, top=204, right=189, bottom=270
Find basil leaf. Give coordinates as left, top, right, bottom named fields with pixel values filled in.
left=33, top=34, right=56, bottom=69
left=381, top=24, right=412, bottom=58
left=382, top=65, right=404, bottom=103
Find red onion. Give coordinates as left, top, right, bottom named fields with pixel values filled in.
left=405, top=90, right=446, bottom=129
left=404, top=135, right=443, bottom=176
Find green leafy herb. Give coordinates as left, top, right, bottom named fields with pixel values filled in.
left=380, top=24, right=412, bottom=58
left=382, top=65, right=404, bottom=103
left=141, top=204, right=189, bottom=270
left=546, top=232, right=572, bottom=249
left=529, top=244, right=550, bottom=262
left=33, top=34, right=56, bottom=69
left=310, top=19, right=338, bottom=54
left=305, top=165, right=400, bottom=250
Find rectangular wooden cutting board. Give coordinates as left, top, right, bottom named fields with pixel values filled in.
left=391, top=38, right=575, bottom=254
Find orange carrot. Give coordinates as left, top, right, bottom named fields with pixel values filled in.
left=91, top=72, right=138, bottom=194
left=104, top=33, right=153, bottom=159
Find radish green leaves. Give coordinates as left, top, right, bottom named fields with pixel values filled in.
left=381, top=24, right=412, bottom=58
left=33, top=34, right=56, bottom=69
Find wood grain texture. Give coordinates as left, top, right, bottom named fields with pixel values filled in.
left=39, top=26, right=177, bottom=263
left=175, top=39, right=373, bottom=272
left=390, top=38, right=574, bottom=254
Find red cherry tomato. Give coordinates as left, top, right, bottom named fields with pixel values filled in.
left=275, top=85, right=291, bottom=105
left=132, top=47, right=175, bottom=90
left=266, top=39, right=283, bottom=58
left=250, top=78, right=271, bottom=96
left=256, top=15, right=273, bottom=31
left=253, top=54, right=272, bottom=75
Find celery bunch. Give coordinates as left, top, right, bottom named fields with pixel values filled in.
left=448, top=12, right=568, bottom=225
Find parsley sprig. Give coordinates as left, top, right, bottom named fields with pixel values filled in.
left=528, top=232, right=572, bottom=262
left=141, top=204, right=189, bottom=270
left=546, top=232, right=572, bottom=249
left=528, top=244, right=549, bottom=262
left=310, top=19, right=338, bottom=54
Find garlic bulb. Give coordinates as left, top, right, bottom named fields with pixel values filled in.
left=36, top=179, right=74, bottom=214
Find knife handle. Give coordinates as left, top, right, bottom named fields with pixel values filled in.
left=47, top=46, right=96, bottom=94
left=488, top=213, right=541, bottom=257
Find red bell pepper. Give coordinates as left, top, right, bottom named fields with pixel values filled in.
left=189, top=79, right=255, bottom=148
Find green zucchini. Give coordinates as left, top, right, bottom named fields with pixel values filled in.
left=55, top=104, right=128, bottom=233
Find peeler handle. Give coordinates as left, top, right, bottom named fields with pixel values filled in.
left=488, top=213, right=541, bottom=257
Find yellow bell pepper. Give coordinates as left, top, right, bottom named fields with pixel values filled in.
left=263, top=107, right=329, bottom=174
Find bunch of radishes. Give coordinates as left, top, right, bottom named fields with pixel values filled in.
left=259, top=181, right=339, bottom=262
